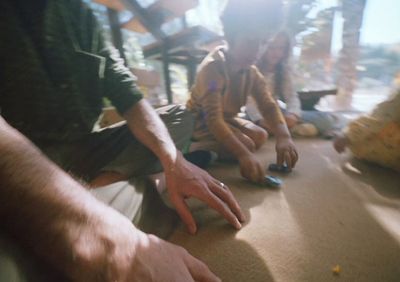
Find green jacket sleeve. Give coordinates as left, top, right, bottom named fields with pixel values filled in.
left=75, top=1, right=143, bottom=115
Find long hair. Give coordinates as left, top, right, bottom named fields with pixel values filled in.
left=257, top=31, right=292, bottom=100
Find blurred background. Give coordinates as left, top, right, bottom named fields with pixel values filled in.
left=85, top=0, right=400, bottom=113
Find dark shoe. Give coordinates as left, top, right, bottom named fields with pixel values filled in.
left=183, top=150, right=218, bottom=169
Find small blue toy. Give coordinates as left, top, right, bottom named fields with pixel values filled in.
left=268, top=163, right=292, bottom=173
left=263, top=175, right=282, bottom=188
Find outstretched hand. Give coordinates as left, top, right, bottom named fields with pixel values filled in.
left=164, top=153, right=245, bottom=234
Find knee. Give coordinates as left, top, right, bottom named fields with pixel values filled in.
left=253, top=129, right=268, bottom=149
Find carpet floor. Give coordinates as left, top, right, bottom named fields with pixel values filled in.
left=168, top=139, right=400, bottom=282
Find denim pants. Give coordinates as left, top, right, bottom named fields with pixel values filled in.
left=300, top=110, right=339, bottom=135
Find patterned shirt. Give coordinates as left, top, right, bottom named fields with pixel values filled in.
left=0, top=0, right=142, bottom=145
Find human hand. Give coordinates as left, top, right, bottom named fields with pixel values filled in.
left=275, top=137, right=298, bottom=168
left=0, top=115, right=219, bottom=282
left=333, top=134, right=349, bottom=153
left=285, top=113, right=299, bottom=128
left=238, top=152, right=265, bottom=184
left=164, top=153, right=245, bottom=234
left=67, top=207, right=220, bottom=282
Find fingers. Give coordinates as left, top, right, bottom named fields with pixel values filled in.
left=277, top=145, right=299, bottom=169
left=184, top=253, right=221, bottom=282
left=240, top=160, right=264, bottom=184
left=276, top=150, right=284, bottom=166
left=285, top=148, right=299, bottom=168
left=248, top=164, right=264, bottom=183
left=256, top=162, right=264, bottom=183
left=171, top=195, right=197, bottom=234
left=210, top=181, right=245, bottom=223
left=241, top=166, right=257, bottom=184
left=284, top=151, right=292, bottom=168
left=196, top=185, right=242, bottom=230
left=290, top=148, right=299, bottom=167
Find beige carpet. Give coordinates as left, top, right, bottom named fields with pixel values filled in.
left=168, top=139, right=400, bottom=282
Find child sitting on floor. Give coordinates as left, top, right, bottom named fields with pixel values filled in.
left=246, top=31, right=338, bottom=138
left=186, top=0, right=298, bottom=183
left=333, top=89, right=400, bottom=172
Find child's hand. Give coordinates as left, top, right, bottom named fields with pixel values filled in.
left=333, top=134, right=349, bottom=153
left=239, top=153, right=265, bottom=183
left=275, top=137, right=298, bottom=168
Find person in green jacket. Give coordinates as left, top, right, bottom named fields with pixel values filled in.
left=0, top=1, right=244, bottom=281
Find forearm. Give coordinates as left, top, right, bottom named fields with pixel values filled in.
left=221, top=132, right=252, bottom=159
left=0, top=117, right=114, bottom=274
left=270, top=123, right=292, bottom=140
left=123, top=100, right=178, bottom=169
left=252, top=70, right=286, bottom=129
left=205, top=115, right=252, bottom=159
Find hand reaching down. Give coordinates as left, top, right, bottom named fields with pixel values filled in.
left=275, top=137, right=298, bottom=169
left=164, top=153, right=246, bottom=234
left=67, top=206, right=221, bottom=282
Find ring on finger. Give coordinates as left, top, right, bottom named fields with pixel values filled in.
left=219, top=182, right=226, bottom=189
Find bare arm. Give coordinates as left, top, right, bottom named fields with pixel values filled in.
left=0, top=116, right=98, bottom=267
left=0, top=116, right=220, bottom=281
left=123, top=100, right=245, bottom=234
left=122, top=100, right=178, bottom=170
left=193, top=68, right=266, bottom=183
left=252, top=70, right=299, bottom=168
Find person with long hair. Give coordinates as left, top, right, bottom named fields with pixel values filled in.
left=247, top=31, right=337, bottom=137
left=0, top=0, right=243, bottom=280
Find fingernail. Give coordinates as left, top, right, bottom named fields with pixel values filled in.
left=235, top=220, right=242, bottom=229
left=188, top=224, right=197, bottom=235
